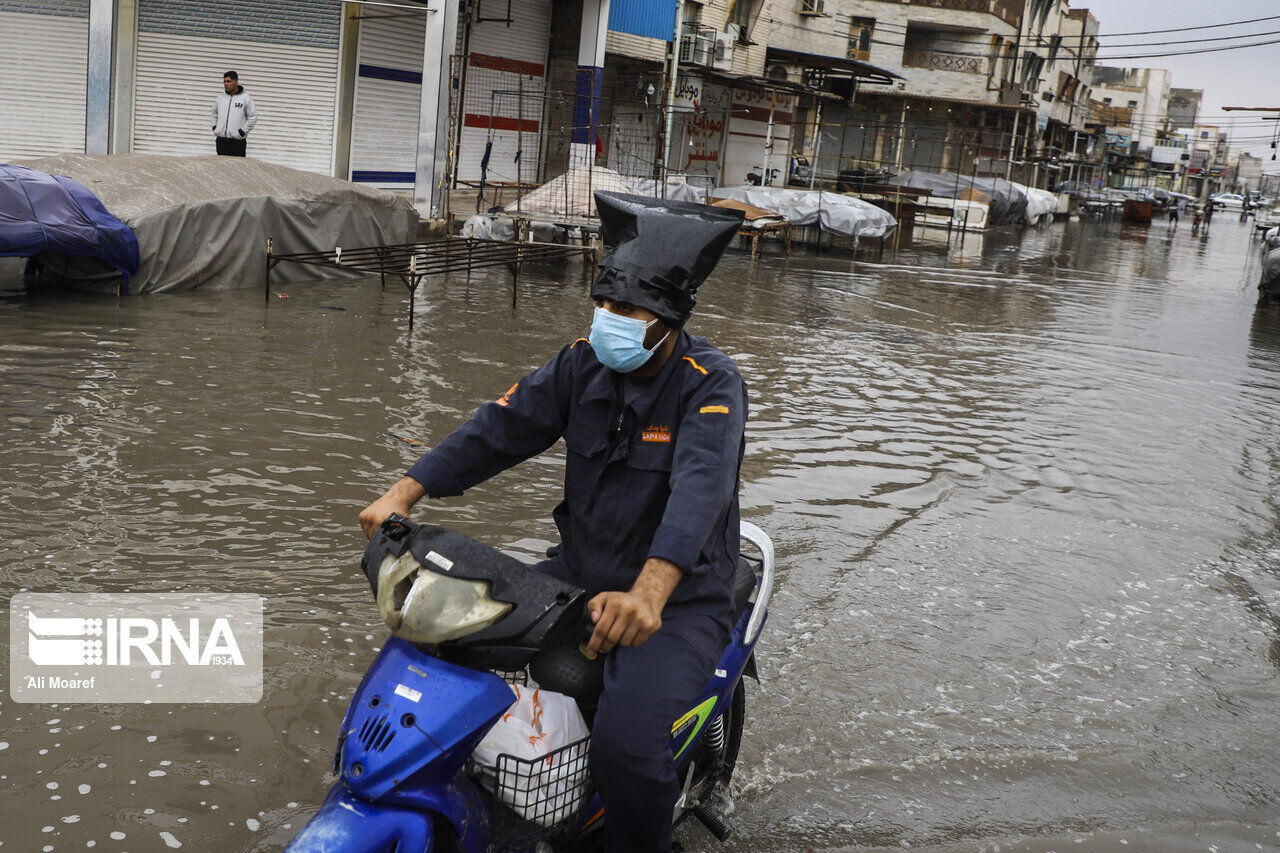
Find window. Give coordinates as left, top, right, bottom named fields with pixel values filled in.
left=1127, top=99, right=1138, bottom=109
left=848, top=17, right=874, bottom=61
left=728, top=0, right=762, bottom=35
left=1103, top=97, right=1112, bottom=106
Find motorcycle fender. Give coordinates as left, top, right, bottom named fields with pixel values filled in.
left=385, top=775, right=493, bottom=852
left=286, top=784, right=433, bottom=853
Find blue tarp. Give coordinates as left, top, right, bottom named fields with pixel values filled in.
left=0, top=163, right=140, bottom=288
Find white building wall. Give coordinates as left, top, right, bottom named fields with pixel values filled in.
left=755, top=0, right=1018, bottom=104
left=1090, top=67, right=1172, bottom=152
left=606, top=29, right=665, bottom=63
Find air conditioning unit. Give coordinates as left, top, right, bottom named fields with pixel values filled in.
left=679, top=31, right=716, bottom=66
left=713, top=32, right=735, bottom=71
left=798, top=0, right=825, bottom=17
left=692, top=33, right=715, bottom=66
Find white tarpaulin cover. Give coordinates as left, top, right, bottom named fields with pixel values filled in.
left=14, top=154, right=417, bottom=293
left=463, top=169, right=711, bottom=239
left=499, top=167, right=706, bottom=218
left=711, top=186, right=897, bottom=239
left=625, top=177, right=706, bottom=205
left=1012, top=182, right=1059, bottom=224
left=503, top=166, right=635, bottom=219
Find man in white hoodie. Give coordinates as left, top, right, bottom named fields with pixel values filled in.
left=211, top=70, right=257, bottom=156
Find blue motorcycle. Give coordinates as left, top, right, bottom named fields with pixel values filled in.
left=287, top=515, right=775, bottom=852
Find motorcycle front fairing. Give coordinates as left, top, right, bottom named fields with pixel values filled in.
left=337, top=638, right=514, bottom=801
left=287, top=639, right=515, bottom=853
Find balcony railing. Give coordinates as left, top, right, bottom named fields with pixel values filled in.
left=903, top=0, right=1021, bottom=30
left=902, top=48, right=986, bottom=75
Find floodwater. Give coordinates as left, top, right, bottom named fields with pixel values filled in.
left=2, top=214, right=1280, bottom=853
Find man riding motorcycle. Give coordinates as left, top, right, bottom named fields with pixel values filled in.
left=359, top=192, right=747, bottom=852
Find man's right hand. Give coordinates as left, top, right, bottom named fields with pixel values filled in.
left=359, top=476, right=427, bottom=539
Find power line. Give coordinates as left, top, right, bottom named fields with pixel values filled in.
left=1093, top=35, right=1280, bottom=60
left=754, top=14, right=1280, bottom=65
left=864, top=16, right=1280, bottom=51
left=1094, top=14, right=1280, bottom=37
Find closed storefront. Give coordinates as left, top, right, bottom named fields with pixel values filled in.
left=454, top=0, right=552, bottom=186
left=0, top=0, right=88, bottom=160
left=349, top=9, right=427, bottom=188
left=132, top=0, right=341, bottom=174
left=722, top=87, right=793, bottom=187
left=667, top=75, right=729, bottom=192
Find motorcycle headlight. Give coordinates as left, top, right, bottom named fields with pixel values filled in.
left=376, top=551, right=513, bottom=644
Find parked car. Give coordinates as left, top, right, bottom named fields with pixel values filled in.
left=1211, top=193, right=1246, bottom=210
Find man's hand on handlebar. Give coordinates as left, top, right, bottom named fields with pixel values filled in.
left=359, top=476, right=427, bottom=539
left=585, top=557, right=683, bottom=655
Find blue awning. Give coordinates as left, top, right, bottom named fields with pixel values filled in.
left=608, top=0, right=677, bottom=42
left=0, top=163, right=140, bottom=288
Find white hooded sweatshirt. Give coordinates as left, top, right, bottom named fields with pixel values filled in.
left=212, top=85, right=258, bottom=139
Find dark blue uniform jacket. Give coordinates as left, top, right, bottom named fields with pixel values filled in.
left=405, top=331, right=747, bottom=620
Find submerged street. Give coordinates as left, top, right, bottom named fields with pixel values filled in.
left=3, top=216, right=1280, bottom=851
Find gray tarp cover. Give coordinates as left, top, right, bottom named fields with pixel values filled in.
left=889, top=170, right=1030, bottom=227
left=710, top=186, right=897, bottom=239
left=14, top=154, right=417, bottom=293
left=1265, top=229, right=1280, bottom=286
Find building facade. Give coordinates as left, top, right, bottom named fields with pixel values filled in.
left=7, top=0, right=1192, bottom=206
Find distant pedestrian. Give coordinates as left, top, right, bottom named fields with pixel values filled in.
left=212, top=70, right=257, bottom=157
left=1204, top=202, right=1214, bottom=227
left=1168, top=201, right=1179, bottom=228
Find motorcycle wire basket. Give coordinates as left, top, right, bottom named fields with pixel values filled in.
left=471, top=734, right=593, bottom=847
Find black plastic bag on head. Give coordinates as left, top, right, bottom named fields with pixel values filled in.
left=591, top=191, right=745, bottom=329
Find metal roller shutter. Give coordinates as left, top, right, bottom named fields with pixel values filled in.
left=722, top=88, right=793, bottom=187
left=455, top=0, right=552, bottom=186
left=349, top=11, right=427, bottom=187
left=132, top=0, right=340, bottom=174
left=0, top=3, right=88, bottom=160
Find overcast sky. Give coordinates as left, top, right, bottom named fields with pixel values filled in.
left=1084, top=0, right=1280, bottom=167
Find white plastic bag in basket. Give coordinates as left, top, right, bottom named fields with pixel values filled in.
left=473, top=684, right=591, bottom=827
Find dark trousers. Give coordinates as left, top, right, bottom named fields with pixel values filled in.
left=215, top=136, right=246, bottom=157
left=590, top=610, right=727, bottom=852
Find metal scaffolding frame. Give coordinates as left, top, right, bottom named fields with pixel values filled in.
left=264, top=236, right=596, bottom=327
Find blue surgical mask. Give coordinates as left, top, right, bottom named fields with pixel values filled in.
left=589, top=307, right=670, bottom=373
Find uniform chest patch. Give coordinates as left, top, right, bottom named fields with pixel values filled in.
left=641, top=425, right=671, bottom=443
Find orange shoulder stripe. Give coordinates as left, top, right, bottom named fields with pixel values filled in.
left=570, top=337, right=590, bottom=348
left=683, top=355, right=708, bottom=375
